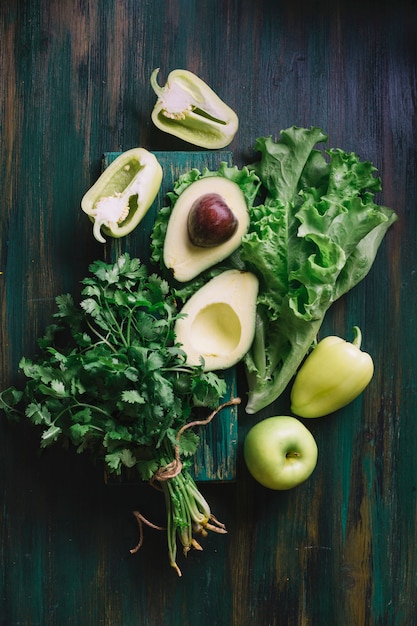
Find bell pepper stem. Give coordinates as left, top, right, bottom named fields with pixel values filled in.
left=150, top=68, right=164, bottom=98
left=352, top=326, right=362, bottom=349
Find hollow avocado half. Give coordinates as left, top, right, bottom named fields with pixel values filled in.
left=174, top=269, right=259, bottom=371
left=163, top=177, right=250, bottom=282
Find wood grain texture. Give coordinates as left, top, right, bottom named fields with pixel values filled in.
left=1, top=1, right=416, bottom=624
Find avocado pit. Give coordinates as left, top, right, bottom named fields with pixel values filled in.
left=187, top=193, right=238, bottom=247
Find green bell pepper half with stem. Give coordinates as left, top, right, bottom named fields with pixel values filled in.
left=81, top=147, right=163, bottom=243
left=150, top=68, right=239, bottom=149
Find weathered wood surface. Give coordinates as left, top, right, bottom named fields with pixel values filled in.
left=0, top=1, right=416, bottom=624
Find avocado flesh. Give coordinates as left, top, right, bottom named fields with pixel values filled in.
left=163, top=177, right=250, bottom=282
left=175, top=269, right=259, bottom=371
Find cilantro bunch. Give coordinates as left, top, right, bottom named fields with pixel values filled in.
left=0, top=254, right=229, bottom=575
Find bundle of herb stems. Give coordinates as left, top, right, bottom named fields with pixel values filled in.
left=0, top=254, right=234, bottom=576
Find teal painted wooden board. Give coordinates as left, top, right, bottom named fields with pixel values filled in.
left=102, top=150, right=239, bottom=482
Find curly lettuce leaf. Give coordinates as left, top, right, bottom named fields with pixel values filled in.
left=243, top=127, right=398, bottom=414
left=249, top=127, right=328, bottom=203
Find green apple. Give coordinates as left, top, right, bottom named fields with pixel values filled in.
left=243, top=415, right=318, bottom=490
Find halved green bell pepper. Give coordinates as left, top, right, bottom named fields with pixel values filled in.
left=150, top=68, right=239, bottom=149
left=81, top=148, right=163, bottom=243
left=290, top=326, right=374, bottom=418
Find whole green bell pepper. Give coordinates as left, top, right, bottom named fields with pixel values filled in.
left=81, top=148, right=162, bottom=243
left=150, top=68, right=239, bottom=149
left=290, top=326, right=374, bottom=418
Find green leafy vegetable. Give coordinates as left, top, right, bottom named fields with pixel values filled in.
left=151, top=126, right=398, bottom=415
left=0, top=253, right=233, bottom=575
left=242, top=127, right=398, bottom=413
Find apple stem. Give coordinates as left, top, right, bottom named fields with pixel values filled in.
left=286, top=452, right=301, bottom=458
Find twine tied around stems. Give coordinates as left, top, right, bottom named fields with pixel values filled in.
left=130, top=397, right=241, bottom=555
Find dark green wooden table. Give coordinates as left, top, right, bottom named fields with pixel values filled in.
left=1, top=1, right=416, bottom=624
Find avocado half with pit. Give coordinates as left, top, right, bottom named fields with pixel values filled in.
left=175, top=269, right=259, bottom=371
left=163, top=177, right=250, bottom=282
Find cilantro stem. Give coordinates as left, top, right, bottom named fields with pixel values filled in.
left=100, top=298, right=129, bottom=349
left=125, top=308, right=136, bottom=346
left=85, top=319, right=118, bottom=354
left=163, top=481, right=181, bottom=576
left=125, top=305, right=151, bottom=346
left=141, top=399, right=238, bottom=575
left=74, top=402, right=111, bottom=419
left=50, top=401, right=111, bottom=429
left=159, top=467, right=228, bottom=576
